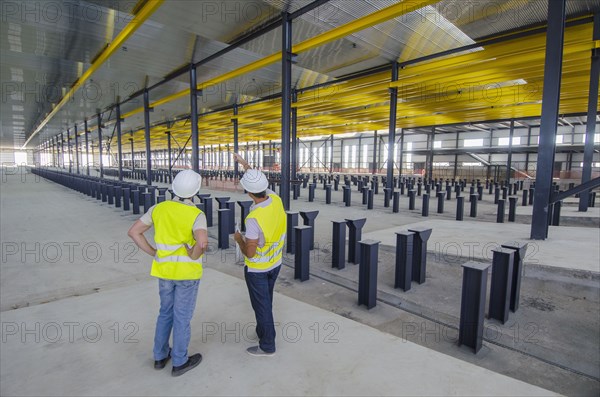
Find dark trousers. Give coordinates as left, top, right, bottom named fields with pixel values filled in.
left=244, top=265, right=281, bottom=353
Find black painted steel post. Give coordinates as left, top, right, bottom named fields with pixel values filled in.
left=528, top=187, right=535, bottom=205
left=346, top=218, right=367, bottom=264
left=132, top=190, right=140, bottom=215
left=203, top=197, right=213, bottom=227
left=392, top=191, right=400, bottom=213
left=395, top=231, right=414, bottom=291
left=280, top=12, right=292, bottom=210
left=97, top=113, right=104, bottom=179
left=421, top=193, right=429, bottom=216
left=522, top=189, right=528, bottom=206
left=367, top=189, right=374, bottom=210
left=497, top=199, right=505, bottom=223
left=407, top=227, right=432, bottom=284
left=459, top=261, right=490, bottom=354
left=294, top=226, right=311, bottom=281
left=508, top=197, right=517, bottom=222
left=489, top=248, right=515, bottom=324
left=456, top=196, right=464, bottom=221
left=217, top=209, right=230, bottom=249
left=469, top=194, right=477, bottom=218
left=308, top=183, right=315, bottom=202
left=325, top=184, right=332, bottom=204
left=190, top=65, right=200, bottom=173
left=501, top=242, right=528, bottom=312
left=143, top=90, right=152, bottom=186
left=383, top=188, right=391, bottom=207
left=116, top=103, right=123, bottom=181
left=286, top=211, right=298, bottom=254
left=225, top=201, right=235, bottom=234
left=531, top=0, right=566, bottom=240
left=122, top=187, right=130, bottom=211
left=437, top=192, right=445, bottom=214
left=579, top=15, right=600, bottom=211
left=409, top=190, right=416, bottom=210
left=345, top=186, right=352, bottom=207
left=237, top=201, right=253, bottom=232
left=552, top=200, right=562, bottom=226
left=300, top=211, right=319, bottom=250
left=332, top=220, right=346, bottom=269
left=358, top=239, right=380, bottom=309
left=386, top=61, right=398, bottom=192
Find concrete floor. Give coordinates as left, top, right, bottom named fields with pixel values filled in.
left=1, top=167, right=598, bottom=396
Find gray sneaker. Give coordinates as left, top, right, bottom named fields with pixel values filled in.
left=246, top=346, right=275, bottom=357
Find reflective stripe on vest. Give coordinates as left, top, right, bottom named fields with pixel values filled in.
left=151, top=200, right=204, bottom=280
left=244, top=194, right=286, bottom=270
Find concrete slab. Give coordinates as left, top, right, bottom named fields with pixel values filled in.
left=362, top=219, right=600, bottom=273
left=0, top=269, right=557, bottom=397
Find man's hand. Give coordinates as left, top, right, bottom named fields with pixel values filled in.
left=234, top=231, right=244, bottom=244
left=232, top=152, right=251, bottom=170
left=185, top=244, right=194, bottom=258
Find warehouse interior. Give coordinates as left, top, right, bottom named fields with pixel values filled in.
left=1, top=0, right=599, bottom=396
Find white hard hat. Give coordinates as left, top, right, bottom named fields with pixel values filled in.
left=240, top=169, right=269, bottom=193
left=172, top=169, right=202, bottom=198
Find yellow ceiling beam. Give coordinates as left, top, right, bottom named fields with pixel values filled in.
left=24, top=0, right=165, bottom=147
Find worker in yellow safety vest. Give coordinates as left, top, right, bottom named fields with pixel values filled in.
left=233, top=153, right=286, bottom=357
left=128, top=169, right=208, bottom=376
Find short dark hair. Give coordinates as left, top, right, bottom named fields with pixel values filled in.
left=252, top=190, right=267, bottom=198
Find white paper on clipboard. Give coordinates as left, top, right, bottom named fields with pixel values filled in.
left=235, top=222, right=244, bottom=263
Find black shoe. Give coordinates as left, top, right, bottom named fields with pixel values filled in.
left=172, top=353, right=203, bottom=377
left=154, top=349, right=171, bottom=370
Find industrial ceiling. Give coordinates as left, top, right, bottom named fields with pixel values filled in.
left=1, top=0, right=599, bottom=152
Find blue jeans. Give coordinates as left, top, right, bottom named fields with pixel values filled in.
left=153, top=278, right=200, bottom=367
left=244, top=265, right=280, bottom=353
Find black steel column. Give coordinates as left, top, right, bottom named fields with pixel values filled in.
left=59, top=132, right=64, bottom=169
left=489, top=248, right=515, bottom=324
left=233, top=105, right=239, bottom=175
left=66, top=128, right=71, bottom=173
left=386, top=61, right=398, bottom=191
left=372, top=131, right=377, bottom=174
left=190, top=65, right=200, bottom=173
left=280, top=11, right=292, bottom=210
left=506, top=120, right=514, bottom=184
left=395, top=231, right=414, bottom=291
left=358, top=239, right=379, bottom=309
left=501, top=242, right=528, bottom=312
left=143, top=89, right=152, bottom=186
left=428, top=127, right=435, bottom=178
left=166, top=132, right=172, bottom=182
left=74, top=124, right=79, bottom=174
left=459, top=261, right=490, bottom=354
left=453, top=132, right=459, bottom=180
left=408, top=227, right=432, bottom=284
left=332, top=220, right=346, bottom=269
left=291, top=91, right=298, bottom=182
left=294, top=226, right=311, bottom=281
left=329, top=134, right=334, bottom=172
left=579, top=14, right=600, bottom=212
left=84, top=119, right=90, bottom=175
left=531, top=0, right=566, bottom=240
left=97, top=113, right=103, bottom=178
left=116, top=103, right=123, bottom=181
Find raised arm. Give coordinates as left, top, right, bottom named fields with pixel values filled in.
left=232, top=152, right=251, bottom=171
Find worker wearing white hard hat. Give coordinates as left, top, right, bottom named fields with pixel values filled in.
left=128, top=169, right=207, bottom=376
left=233, top=153, right=286, bottom=357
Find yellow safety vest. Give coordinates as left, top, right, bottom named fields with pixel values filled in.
left=151, top=200, right=204, bottom=280
left=244, top=194, right=286, bottom=270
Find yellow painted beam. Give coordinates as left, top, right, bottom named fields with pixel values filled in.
left=24, top=0, right=164, bottom=148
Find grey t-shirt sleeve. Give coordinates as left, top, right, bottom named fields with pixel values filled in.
left=193, top=212, right=207, bottom=231
left=244, top=218, right=261, bottom=240
left=139, top=205, right=157, bottom=226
